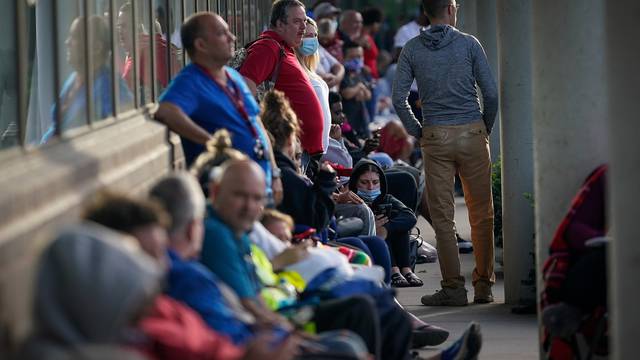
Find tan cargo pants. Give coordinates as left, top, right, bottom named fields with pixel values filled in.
left=420, top=121, right=495, bottom=289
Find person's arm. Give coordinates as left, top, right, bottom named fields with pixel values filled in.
left=392, top=45, right=422, bottom=139
left=330, top=63, right=345, bottom=83
left=270, top=242, right=310, bottom=271
left=341, top=84, right=361, bottom=100
left=240, top=297, right=293, bottom=331
left=359, top=83, right=372, bottom=101
left=471, top=38, right=499, bottom=134
left=155, top=102, right=212, bottom=144
left=384, top=196, right=418, bottom=233
left=243, top=77, right=258, bottom=97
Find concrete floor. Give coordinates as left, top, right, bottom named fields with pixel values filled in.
left=395, top=197, right=540, bottom=359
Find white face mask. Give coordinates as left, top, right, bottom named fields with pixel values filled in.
left=329, top=19, right=338, bottom=34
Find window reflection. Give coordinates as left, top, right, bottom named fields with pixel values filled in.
left=154, top=1, right=183, bottom=92
left=0, top=1, right=18, bottom=149
left=4, top=0, right=273, bottom=151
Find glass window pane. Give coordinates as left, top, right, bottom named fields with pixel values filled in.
left=113, top=1, right=135, bottom=113
left=0, top=1, right=18, bottom=149
left=184, top=0, right=196, bottom=65
left=168, top=1, right=185, bottom=77
left=51, top=2, right=88, bottom=140
left=197, top=0, right=208, bottom=12
left=118, top=1, right=153, bottom=106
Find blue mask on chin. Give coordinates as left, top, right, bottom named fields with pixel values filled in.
left=299, top=37, right=319, bottom=56
left=357, top=188, right=381, bottom=203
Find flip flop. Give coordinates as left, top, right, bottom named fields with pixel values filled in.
left=391, top=272, right=410, bottom=288
left=402, top=271, right=424, bottom=287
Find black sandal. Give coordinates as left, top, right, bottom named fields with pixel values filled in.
left=391, top=272, right=410, bottom=288
left=402, top=272, right=424, bottom=287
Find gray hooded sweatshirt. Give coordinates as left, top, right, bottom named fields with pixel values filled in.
left=20, top=222, right=162, bottom=360
left=392, top=24, right=498, bottom=138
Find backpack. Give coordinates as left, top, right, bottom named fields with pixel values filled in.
left=229, top=36, right=285, bottom=101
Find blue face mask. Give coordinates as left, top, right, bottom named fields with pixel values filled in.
left=299, top=37, right=319, bottom=56
left=357, top=188, right=381, bottom=203
left=344, top=58, right=364, bottom=72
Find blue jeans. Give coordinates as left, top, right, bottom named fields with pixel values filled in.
left=336, top=236, right=392, bottom=285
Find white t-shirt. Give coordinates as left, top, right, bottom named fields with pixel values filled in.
left=317, top=46, right=339, bottom=76
left=394, top=21, right=425, bottom=93
left=309, top=75, right=331, bottom=153
left=249, top=222, right=287, bottom=260
left=394, top=21, right=424, bottom=48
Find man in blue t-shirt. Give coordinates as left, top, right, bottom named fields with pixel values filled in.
left=155, top=12, right=282, bottom=204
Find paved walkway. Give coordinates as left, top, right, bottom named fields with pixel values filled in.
left=395, top=197, right=540, bottom=359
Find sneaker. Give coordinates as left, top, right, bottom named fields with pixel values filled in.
left=421, top=287, right=468, bottom=306
left=440, top=322, right=482, bottom=360
left=473, top=282, right=494, bottom=304
left=411, top=324, right=450, bottom=348
left=457, top=233, right=473, bottom=254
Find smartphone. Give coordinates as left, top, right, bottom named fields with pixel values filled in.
left=375, top=203, right=392, bottom=217
left=291, top=228, right=316, bottom=244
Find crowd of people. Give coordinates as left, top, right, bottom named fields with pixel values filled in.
left=23, top=0, right=501, bottom=358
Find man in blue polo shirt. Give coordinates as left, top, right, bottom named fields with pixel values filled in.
left=155, top=12, right=282, bottom=204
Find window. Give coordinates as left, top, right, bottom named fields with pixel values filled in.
left=0, top=1, right=17, bottom=150
left=0, top=0, right=271, bottom=154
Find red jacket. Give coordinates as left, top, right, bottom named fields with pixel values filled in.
left=137, top=295, right=245, bottom=360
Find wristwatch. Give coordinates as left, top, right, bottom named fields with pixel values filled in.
left=272, top=167, right=281, bottom=179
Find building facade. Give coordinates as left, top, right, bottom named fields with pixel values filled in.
left=0, top=0, right=271, bottom=351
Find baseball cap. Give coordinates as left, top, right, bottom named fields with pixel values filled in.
left=314, top=2, right=341, bottom=19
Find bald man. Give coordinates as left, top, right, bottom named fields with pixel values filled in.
left=340, top=10, right=363, bottom=39
left=199, top=159, right=420, bottom=359
left=155, top=12, right=282, bottom=204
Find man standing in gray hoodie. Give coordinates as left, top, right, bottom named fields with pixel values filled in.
left=392, top=0, right=498, bottom=306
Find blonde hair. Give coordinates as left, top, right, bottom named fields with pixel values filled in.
left=261, top=208, right=294, bottom=230
left=296, top=17, right=321, bottom=80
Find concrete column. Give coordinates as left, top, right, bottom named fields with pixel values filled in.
left=531, top=0, right=608, bottom=298
left=606, top=2, right=640, bottom=359
left=496, top=0, right=535, bottom=305
left=476, top=0, right=501, bottom=161
left=457, top=0, right=478, bottom=37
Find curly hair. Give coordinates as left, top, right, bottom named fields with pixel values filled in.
left=260, top=90, right=300, bottom=150
left=189, top=129, right=247, bottom=197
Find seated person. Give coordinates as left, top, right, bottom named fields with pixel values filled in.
left=261, top=90, right=337, bottom=232
left=349, top=159, right=423, bottom=287
left=82, top=187, right=361, bottom=359
left=260, top=209, right=383, bottom=285
left=326, top=92, right=379, bottom=165
left=199, top=158, right=407, bottom=359
left=260, top=90, right=391, bottom=282
left=20, top=222, right=274, bottom=360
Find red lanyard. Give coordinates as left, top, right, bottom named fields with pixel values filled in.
left=196, top=64, right=258, bottom=138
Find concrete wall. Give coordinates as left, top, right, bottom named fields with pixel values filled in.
left=531, top=0, right=608, bottom=282
left=496, top=0, right=535, bottom=305
left=0, top=113, right=171, bottom=350
left=606, top=1, right=640, bottom=359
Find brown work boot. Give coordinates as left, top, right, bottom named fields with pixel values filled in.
left=421, top=287, right=468, bottom=306
left=473, top=281, right=494, bottom=304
